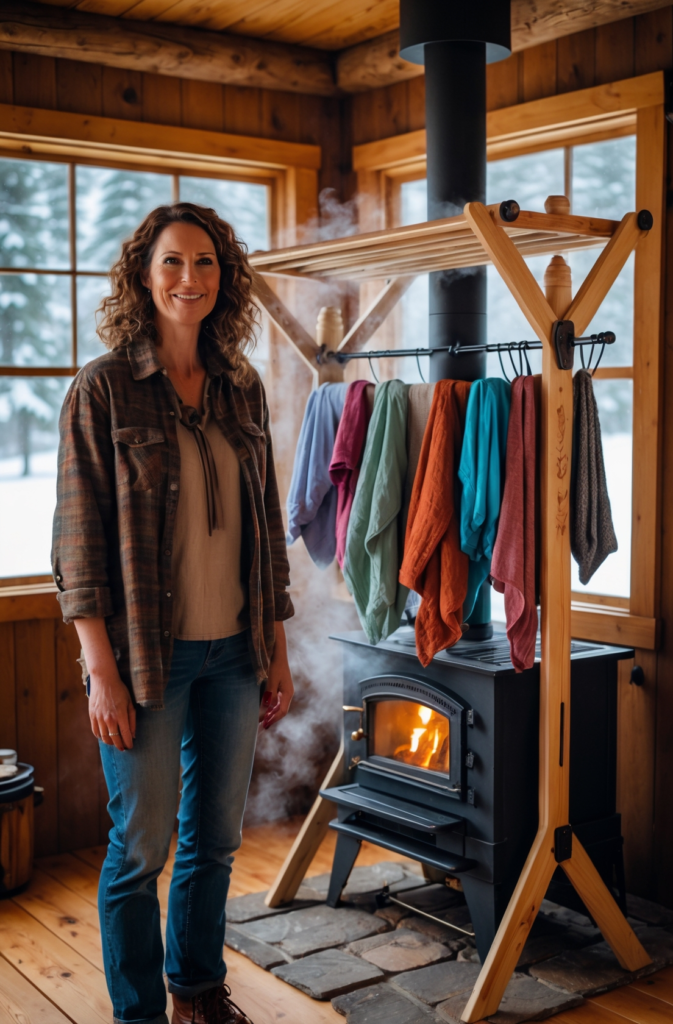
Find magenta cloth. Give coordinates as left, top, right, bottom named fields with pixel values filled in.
left=329, top=380, right=372, bottom=569
left=491, top=376, right=538, bottom=672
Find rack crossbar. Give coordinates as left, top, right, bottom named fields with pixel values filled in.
left=321, top=332, right=616, bottom=364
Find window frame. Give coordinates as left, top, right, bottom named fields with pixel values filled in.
left=0, top=102, right=321, bottom=591
left=0, top=155, right=275, bottom=373
left=352, top=73, right=666, bottom=650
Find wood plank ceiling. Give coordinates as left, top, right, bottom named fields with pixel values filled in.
left=37, top=0, right=400, bottom=49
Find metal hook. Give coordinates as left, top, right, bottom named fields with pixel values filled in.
left=498, top=348, right=512, bottom=383
left=579, top=339, right=600, bottom=374
left=415, top=353, right=426, bottom=383
left=517, top=343, right=526, bottom=378
left=591, top=342, right=607, bottom=376
left=368, top=356, right=379, bottom=384
left=522, top=343, right=533, bottom=377
left=508, top=342, right=521, bottom=380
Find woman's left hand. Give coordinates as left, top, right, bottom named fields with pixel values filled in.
left=260, top=621, right=294, bottom=729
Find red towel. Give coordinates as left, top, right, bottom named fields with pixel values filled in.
left=399, top=380, right=471, bottom=666
left=491, top=375, right=539, bottom=672
left=329, top=380, right=373, bottom=569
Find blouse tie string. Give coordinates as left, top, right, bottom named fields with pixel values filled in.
left=179, top=404, right=223, bottom=536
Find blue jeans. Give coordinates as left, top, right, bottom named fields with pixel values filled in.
left=98, top=631, right=260, bottom=1024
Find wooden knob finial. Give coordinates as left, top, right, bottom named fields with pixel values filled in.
left=544, top=254, right=572, bottom=317
left=544, top=195, right=571, bottom=216
left=316, top=306, right=344, bottom=349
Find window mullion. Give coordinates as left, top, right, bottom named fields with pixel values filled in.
left=564, top=146, right=573, bottom=211
left=68, top=162, right=78, bottom=369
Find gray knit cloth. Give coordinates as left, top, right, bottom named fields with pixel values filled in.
left=571, top=369, right=618, bottom=585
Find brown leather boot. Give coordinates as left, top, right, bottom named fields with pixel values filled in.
left=171, top=984, right=253, bottom=1024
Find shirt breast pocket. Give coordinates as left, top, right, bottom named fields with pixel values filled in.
left=112, top=427, right=167, bottom=492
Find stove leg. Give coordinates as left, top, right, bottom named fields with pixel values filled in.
left=460, top=875, right=515, bottom=965
left=614, top=843, right=627, bottom=916
left=326, top=832, right=361, bottom=907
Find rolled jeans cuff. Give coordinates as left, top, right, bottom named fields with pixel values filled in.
left=167, top=975, right=226, bottom=1000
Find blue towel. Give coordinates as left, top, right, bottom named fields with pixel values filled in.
left=286, top=382, right=348, bottom=568
left=458, top=378, right=511, bottom=619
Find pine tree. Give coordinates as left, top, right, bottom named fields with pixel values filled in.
left=0, top=158, right=70, bottom=473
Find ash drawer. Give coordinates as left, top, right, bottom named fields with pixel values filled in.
left=321, top=783, right=465, bottom=835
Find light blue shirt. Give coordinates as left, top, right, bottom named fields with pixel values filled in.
left=458, top=378, right=511, bottom=620
left=286, top=383, right=348, bottom=569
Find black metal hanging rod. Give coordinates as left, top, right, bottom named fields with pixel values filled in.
left=319, top=330, right=615, bottom=365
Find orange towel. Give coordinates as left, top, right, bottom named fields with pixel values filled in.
left=399, top=380, right=471, bottom=666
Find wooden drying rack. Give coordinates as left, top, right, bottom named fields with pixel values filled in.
left=248, top=197, right=652, bottom=1022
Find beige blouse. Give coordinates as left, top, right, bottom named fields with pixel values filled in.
left=171, top=381, right=247, bottom=641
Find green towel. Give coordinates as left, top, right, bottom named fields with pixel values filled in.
left=344, top=379, right=410, bottom=644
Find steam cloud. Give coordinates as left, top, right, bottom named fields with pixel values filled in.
left=245, top=547, right=360, bottom=824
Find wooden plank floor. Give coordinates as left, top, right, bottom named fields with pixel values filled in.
left=0, top=819, right=671, bottom=1024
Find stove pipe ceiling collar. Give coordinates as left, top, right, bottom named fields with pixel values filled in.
left=399, top=1, right=512, bottom=66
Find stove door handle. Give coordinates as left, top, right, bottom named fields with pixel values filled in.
left=343, top=706, right=367, bottom=742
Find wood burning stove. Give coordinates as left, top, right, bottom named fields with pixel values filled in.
left=322, top=630, right=631, bottom=961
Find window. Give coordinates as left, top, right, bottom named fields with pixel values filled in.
left=398, top=136, right=636, bottom=609
left=0, top=158, right=270, bottom=578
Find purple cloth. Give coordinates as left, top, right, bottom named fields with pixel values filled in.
left=286, top=382, right=348, bottom=569
left=329, top=381, right=372, bottom=569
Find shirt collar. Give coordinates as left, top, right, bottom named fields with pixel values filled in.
left=128, top=335, right=233, bottom=385
left=127, top=333, right=233, bottom=383
left=127, top=335, right=164, bottom=381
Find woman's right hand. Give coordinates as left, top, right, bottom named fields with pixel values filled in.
left=89, top=672, right=136, bottom=751
left=73, top=617, right=137, bottom=753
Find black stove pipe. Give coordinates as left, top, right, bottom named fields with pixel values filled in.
left=399, top=1, right=511, bottom=636
left=424, top=41, right=487, bottom=383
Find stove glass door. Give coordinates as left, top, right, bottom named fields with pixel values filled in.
left=370, top=699, right=450, bottom=774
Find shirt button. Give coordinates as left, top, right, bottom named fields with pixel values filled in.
left=170, top=482, right=178, bottom=491
left=165, top=549, right=171, bottom=556
left=56, top=575, right=62, bottom=582
left=164, top=630, right=170, bottom=637
left=166, top=592, right=172, bottom=598
left=169, top=411, right=175, bottom=417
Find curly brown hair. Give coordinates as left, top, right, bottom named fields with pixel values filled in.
left=97, top=202, right=259, bottom=387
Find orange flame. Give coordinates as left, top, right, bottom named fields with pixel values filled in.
left=374, top=699, right=450, bottom=774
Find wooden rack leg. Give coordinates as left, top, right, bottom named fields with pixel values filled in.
left=264, top=740, right=344, bottom=908
left=562, top=836, right=651, bottom=970
left=459, top=222, right=651, bottom=1022
left=462, top=834, right=557, bottom=1021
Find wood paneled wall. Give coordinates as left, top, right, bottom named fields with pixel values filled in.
left=348, top=6, right=673, bottom=909
left=0, top=50, right=347, bottom=200
left=0, top=617, right=108, bottom=857
left=349, top=8, right=673, bottom=145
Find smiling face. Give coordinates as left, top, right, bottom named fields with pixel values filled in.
left=142, top=221, right=221, bottom=328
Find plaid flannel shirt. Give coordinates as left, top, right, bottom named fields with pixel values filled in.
left=52, top=335, right=294, bottom=708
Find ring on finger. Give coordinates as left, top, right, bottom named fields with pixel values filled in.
left=108, top=731, right=120, bottom=737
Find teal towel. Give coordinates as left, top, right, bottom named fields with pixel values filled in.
left=458, top=377, right=511, bottom=620
left=344, top=380, right=410, bottom=644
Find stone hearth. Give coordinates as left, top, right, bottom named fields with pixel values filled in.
left=225, top=863, right=673, bottom=1024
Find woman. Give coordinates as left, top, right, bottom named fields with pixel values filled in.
left=52, top=203, right=294, bottom=1024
